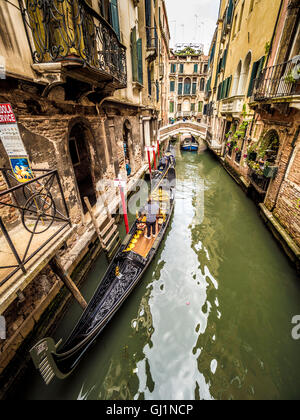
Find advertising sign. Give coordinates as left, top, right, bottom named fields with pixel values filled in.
left=0, top=104, right=34, bottom=183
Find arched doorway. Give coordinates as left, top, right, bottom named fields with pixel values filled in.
left=69, top=123, right=97, bottom=213
left=123, top=120, right=133, bottom=176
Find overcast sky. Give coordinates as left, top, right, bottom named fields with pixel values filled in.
left=164, top=0, right=220, bottom=55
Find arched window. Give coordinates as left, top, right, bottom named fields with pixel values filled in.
left=238, top=52, right=252, bottom=95
left=259, top=130, right=279, bottom=163
left=184, top=78, right=191, bottom=95
left=232, top=60, right=242, bottom=96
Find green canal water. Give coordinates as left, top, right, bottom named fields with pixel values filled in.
left=12, top=150, right=300, bottom=400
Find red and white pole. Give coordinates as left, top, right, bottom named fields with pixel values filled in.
left=146, top=146, right=152, bottom=176
left=157, top=139, right=160, bottom=158
left=114, top=177, right=129, bottom=234
left=152, top=143, right=157, bottom=170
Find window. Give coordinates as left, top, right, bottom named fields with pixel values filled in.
left=194, top=64, right=198, bottom=73
left=232, top=14, right=238, bottom=37
left=191, top=103, right=195, bottom=112
left=110, top=0, right=120, bottom=40
left=179, top=63, right=184, bottom=74
left=249, top=0, right=255, bottom=14
left=203, top=64, right=208, bottom=74
left=198, top=101, right=203, bottom=113
left=170, top=63, right=176, bottom=73
left=169, top=101, right=174, bottom=113
left=137, top=39, right=143, bottom=84
left=184, top=78, right=191, bottom=95
left=247, top=56, right=265, bottom=97
left=178, top=78, right=183, bottom=95
left=178, top=103, right=182, bottom=112
left=200, top=78, right=205, bottom=91
left=170, top=80, right=175, bottom=92
left=238, top=2, right=245, bottom=33
left=156, top=80, right=159, bottom=102
left=130, top=27, right=138, bottom=82
left=192, top=78, right=197, bottom=94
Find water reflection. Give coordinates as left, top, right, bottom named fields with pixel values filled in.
left=11, top=150, right=300, bottom=401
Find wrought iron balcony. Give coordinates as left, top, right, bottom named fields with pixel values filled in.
left=20, top=0, right=127, bottom=88
left=253, top=57, right=300, bottom=101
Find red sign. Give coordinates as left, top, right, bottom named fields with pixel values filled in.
left=0, top=103, right=16, bottom=124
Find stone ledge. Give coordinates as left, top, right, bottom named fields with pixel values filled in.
left=259, top=203, right=300, bottom=271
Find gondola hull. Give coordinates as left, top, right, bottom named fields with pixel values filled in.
left=30, top=163, right=176, bottom=384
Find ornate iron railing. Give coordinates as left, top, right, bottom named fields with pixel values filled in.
left=19, top=0, right=127, bottom=86
left=253, top=57, right=300, bottom=100
left=0, top=169, right=71, bottom=286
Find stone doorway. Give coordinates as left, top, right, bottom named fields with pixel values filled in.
left=69, top=123, right=97, bottom=214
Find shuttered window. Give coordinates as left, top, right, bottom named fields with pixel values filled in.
left=137, top=38, right=143, bottom=84
left=131, top=27, right=138, bottom=82
left=247, top=56, right=265, bottom=97
left=169, top=101, right=174, bottom=113
left=194, top=64, right=198, bottom=73
left=192, top=81, right=197, bottom=94
left=198, top=101, right=203, bottom=112
left=170, top=80, right=175, bottom=92
left=145, top=0, right=152, bottom=47
left=179, top=63, right=184, bottom=73
left=110, top=0, right=120, bottom=40
left=178, top=82, right=183, bottom=95
left=171, top=64, right=176, bottom=73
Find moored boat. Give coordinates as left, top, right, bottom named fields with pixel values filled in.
left=30, top=156, right=176, bottom=384
left=181, top=135, right=199, bottom=152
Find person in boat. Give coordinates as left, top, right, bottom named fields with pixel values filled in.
left=158, top=154, right=167, bottom=171
left=145, top=198, right=160, bottom=239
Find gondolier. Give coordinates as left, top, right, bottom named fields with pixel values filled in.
left=144, top=198, right=160, bottom=239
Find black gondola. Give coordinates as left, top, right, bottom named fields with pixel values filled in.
left=30, top=158, right=176, bottom=384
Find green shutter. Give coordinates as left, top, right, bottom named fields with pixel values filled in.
left=170, top=81, right=175, bottom=92
left=247, top=61, right=260, bottom=97
left=198, top=101, right=203, bottom=112
left=110, top=0, right=120, bottom=40
left=178, top=82, right=183, bottom=95
left=170, top=101, right=174, bottom=113
left=226, top=75, right=232, bottom=97
left=137, top=38, right=143, bottom=84
left=131, top=28, right=138, bottom=82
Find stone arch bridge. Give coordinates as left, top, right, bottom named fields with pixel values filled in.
left=158, top=121, right=208, bottom=151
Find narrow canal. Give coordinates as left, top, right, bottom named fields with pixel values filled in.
left=12, top=150, right=300, bottom=400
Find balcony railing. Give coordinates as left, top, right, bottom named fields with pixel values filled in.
left=253, top=57, right=300, bottom=101
left=20, top=0, right=127, bottom=87
left=0, top=169, right=71, bottom=286
left=249, top=169, right=270, bottom=194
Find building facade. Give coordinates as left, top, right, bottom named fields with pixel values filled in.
left=205, top=0, right=300, bottom=265
left=0, top=0, right=170, bottom=392
left=168, top=45, right=209, bottom=124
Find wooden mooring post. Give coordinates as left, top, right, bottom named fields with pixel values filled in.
left=84, top=196, right=106, bottom=249
left=50, top=257, right=87, bottom=310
